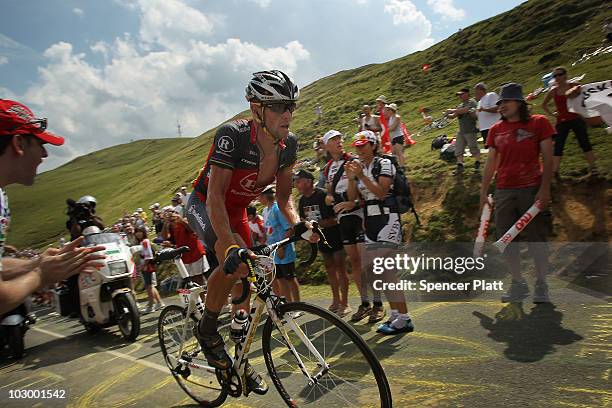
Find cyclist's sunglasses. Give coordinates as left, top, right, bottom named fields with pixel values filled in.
left=262, top=102, right=297, bottom=114
left=552, top=71, right=566, bottom=78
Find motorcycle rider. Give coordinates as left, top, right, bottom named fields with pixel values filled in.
left=0, top=99, right=105, bottom=315
left=65, top=195, right=105, bottom=317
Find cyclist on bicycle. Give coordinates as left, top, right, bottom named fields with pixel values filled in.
left=186, top=70, right=307, bottom=395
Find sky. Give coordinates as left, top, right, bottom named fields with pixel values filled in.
left=0, top=0, right=523, bottom=171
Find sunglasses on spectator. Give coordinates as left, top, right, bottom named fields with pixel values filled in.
left=262, top=102, right=297, bottom=114
left=553, top=71, right=566, bottom=78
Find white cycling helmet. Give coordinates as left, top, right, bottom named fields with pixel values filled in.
left=77, top=195, right=97, bottom=208
left=245, top=70, right=299, bottom=103
left=82, top=226, right=101, bottom=236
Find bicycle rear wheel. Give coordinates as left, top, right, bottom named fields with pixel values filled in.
left=262, top=302, right=392, bottom=408
left=158, top=305, right=227, bottom=407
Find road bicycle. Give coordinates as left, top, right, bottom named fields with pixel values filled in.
left=156, top=224, right=392, bottom=407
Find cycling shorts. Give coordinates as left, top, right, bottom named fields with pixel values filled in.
left=364, top=212, right=402, bottom=247
left=275, top=262, right=296, bottom=279
left=186, top=193, right=252, bottom=271
left=319, top=224, right=344, bottom=254
left=339, top=214, right=365, bottom=245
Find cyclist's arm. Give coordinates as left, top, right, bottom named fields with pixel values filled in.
left=276, top=165, right=300, bottom=226
left=206, top=165, right=239, bottom=255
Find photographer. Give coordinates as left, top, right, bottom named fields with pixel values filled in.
left=0, top=99, right=105, bottom=315
left=66, top=195, right=105, bottom=240
left=65, top=195, right=105, bottom=317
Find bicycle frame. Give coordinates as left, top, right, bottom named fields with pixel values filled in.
left=166, top=245, right=328, bottom=396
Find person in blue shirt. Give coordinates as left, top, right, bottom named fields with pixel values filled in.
left=261, top=188, right=300, bottom=302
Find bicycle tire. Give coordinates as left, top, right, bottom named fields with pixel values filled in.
left=158, top=305, right=227, bottom=407
left=261, top=302, right=392, bottom=408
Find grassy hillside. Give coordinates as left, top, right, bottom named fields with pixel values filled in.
left=6, top=0, right=611, bottom=249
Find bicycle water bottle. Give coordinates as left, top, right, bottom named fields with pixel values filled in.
left=230, top=309, right=249, bottom=343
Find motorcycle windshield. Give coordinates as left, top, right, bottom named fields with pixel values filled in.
left=83, top=233, right=122, bottom=246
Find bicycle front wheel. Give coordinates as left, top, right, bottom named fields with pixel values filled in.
left=158, top=305, right=227, bottom=407
left=262, top=302, right=392, bottom=408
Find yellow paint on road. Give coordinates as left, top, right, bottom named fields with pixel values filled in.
left=69, top=364, right=145, bottom=408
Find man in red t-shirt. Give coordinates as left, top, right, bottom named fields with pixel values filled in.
left=161, top=210, right=209, bottom=286
left=480, top=83, right=554, bottom=304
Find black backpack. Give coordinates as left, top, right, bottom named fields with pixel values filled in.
left=439, top=143, right=456, bottom=162
left=431, top=134, right=448, bottom=150
left=372, top=155, right=420, bottom=224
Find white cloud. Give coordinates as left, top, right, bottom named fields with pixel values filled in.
left=384, top=0, right=432, bottom=28
left=72, top=7, right=84, bottom=16
left=247, top=0, right=272, bottom=7
left=132, top=0, right=217, bottom=49
left=426, top=0, right=465, bottom=21
left=383, top=0, right=433, bottom=49
left=19, top=11, right=310, bottom=171
left=0, top=56, right=8, bottom=65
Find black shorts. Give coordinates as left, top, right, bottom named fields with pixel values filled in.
left=275, top=262, right=296, bottom=279
left=480, top=129, right=489, bottom=147
left=554, top=118, right=591, bottom=156
left=319, top=224, right=344, bottom=254
left=391, top=136, right=404, bottom=145
left=339, top=214, right=365, bottom=245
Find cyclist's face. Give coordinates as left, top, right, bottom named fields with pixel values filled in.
left=263, top=105, right=293, bottom=139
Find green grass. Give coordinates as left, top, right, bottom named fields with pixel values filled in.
left=6, top=0, right=611, bottom=251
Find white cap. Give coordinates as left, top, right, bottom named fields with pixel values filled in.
left=136, top=208, right=143, bottom=212
left=385, top=103, right=398, bottom=111
left=352, top=130, right=378, bottom=146
left=322, top=129, right=343, bottom=145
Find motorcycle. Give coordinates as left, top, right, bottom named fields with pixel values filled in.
left=79, top=227, right=141, bottom=341
left=1, top=302, right=35, bottom=359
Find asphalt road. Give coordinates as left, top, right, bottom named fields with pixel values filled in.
left=1, top=276, right=610, bottom=408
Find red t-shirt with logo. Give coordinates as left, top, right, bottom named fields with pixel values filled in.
left=486, top=114, right=555, bottom=189
left=171, top=222, right=206, bottom=265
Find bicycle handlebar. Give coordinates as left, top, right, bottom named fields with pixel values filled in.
left=232, top=221, right=326, bottom=305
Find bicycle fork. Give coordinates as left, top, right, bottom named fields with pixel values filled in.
left=268, top=303, right=330, bottom=386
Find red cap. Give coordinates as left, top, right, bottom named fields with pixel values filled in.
left=0, top=99, right=65, bottom=146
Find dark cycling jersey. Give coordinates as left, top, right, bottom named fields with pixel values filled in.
left=192, top=119, right=298, bottom=211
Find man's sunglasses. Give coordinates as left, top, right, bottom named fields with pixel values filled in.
left=14, top=117, right=48, bottom=132
left=553, top=72, right=566, bottom=78
left=262, top=102, right=297, bottom=114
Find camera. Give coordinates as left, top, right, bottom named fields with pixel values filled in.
left=66, top=199, right=94, bottom=226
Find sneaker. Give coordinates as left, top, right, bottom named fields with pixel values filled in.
left=377, top=317, right=414, bottom=335
left=194, top=331, right=233, bottom=370
left=157, top=302, right=166, bottom=310
left=452, top=164, right=464, bottom=176
left=244, top=360, right=269, bottom=395
left=143, top=304, right=154, bottom=314
left=328, top=304, right=339, bottom=313
left=336, top=305, right=353, bottom=318
left=367, top=305, right=386, bottom=324
left=533, top=280, right=550, bottom=303
left=351, top=304, right=372, bottom=322
left=501, top=280, right=529, bottom=303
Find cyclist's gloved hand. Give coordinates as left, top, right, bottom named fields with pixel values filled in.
left=224, top=247, right=256, bottom=275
